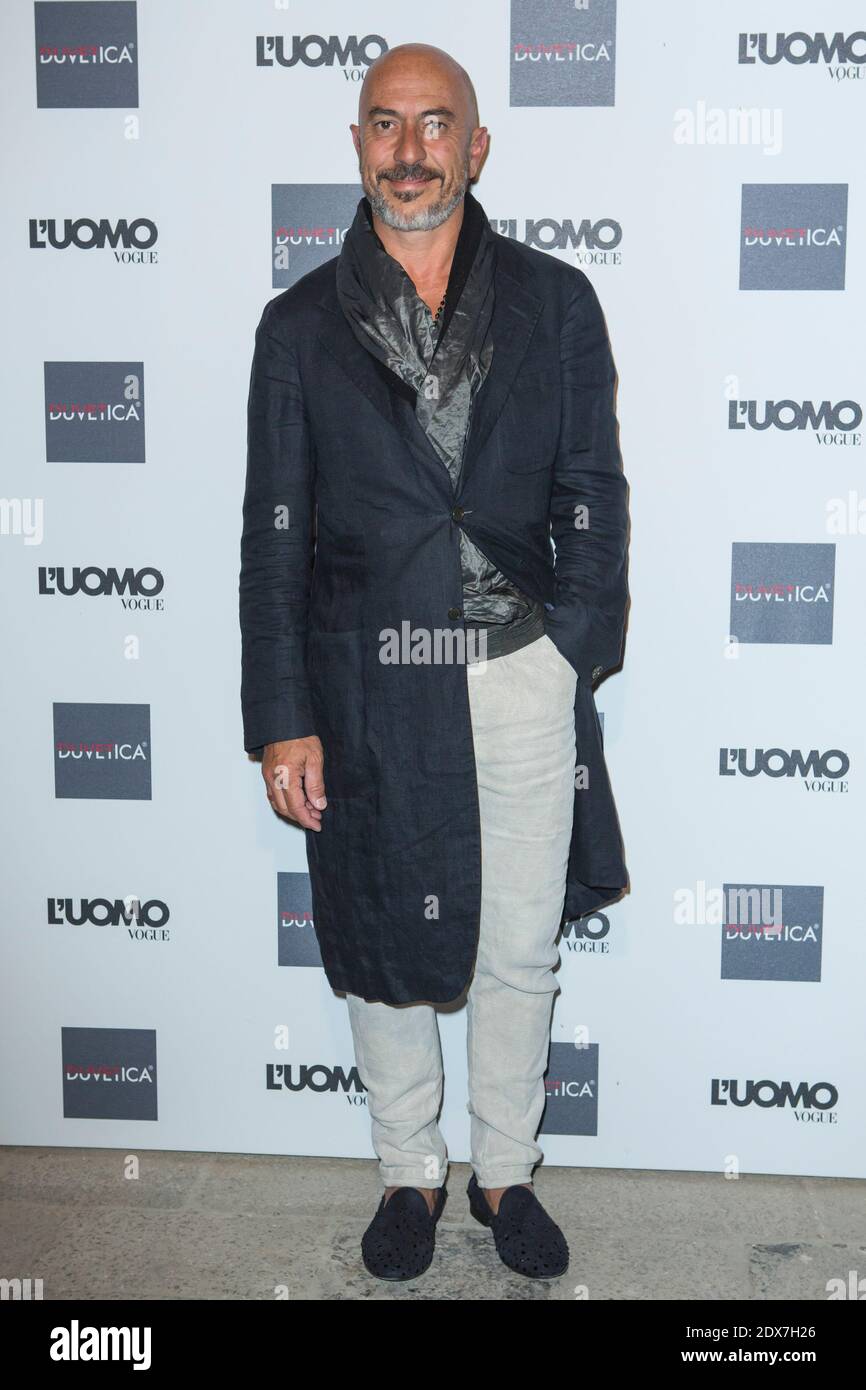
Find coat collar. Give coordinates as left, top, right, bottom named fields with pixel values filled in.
left=315, top=191, right=544, bottom=492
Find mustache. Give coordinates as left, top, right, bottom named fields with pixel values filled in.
left=380, top=165, right=441, bottom=182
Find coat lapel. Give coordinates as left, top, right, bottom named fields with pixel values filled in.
left=315, top=243, right=544, bottom=490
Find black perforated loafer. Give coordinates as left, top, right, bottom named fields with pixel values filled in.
left=361, top=1185, right=448, bottom=1281
left=467, top=1172, right=569, bottom=1279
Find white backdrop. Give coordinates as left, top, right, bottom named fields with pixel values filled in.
left=2, top=0, right=864, bottom=1178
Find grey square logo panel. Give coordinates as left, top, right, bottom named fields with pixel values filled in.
left=278, top=872, right=323, bottom=967
left=35, top=2, right=139, bottom=109
left=511, top=0, right=617, bottom=107
left=721, top=884, right=823, bottom=982
left=730, top=542, right=835, bottom=645
left=44, top=362, right=145, bottom=463
left=740, top=184, right=847, bottom=290
left=272, top=185, right=362, bottom=289
left=539, top=1041, right=598, bottom=1135
left=62, top=1027, right=157, bottom=1119
left=53, top=703, right=152, bottom=800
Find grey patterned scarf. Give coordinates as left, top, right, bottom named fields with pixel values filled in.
left=334, top=191, right=497, bottom=491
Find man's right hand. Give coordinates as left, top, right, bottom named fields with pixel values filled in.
left=262, top=736, right=327, bottom=831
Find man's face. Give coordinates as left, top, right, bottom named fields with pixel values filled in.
left=352, top=64, right=483, bottom=232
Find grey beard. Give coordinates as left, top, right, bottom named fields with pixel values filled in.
left=366, top=170, right=470, bottom=232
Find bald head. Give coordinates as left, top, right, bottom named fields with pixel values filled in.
left=359, top=43, right=479, bottom=131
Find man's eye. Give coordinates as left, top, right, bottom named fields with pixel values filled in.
left=372, top=117, right=446, bottom=134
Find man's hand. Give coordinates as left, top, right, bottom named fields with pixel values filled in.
left=262, top=737, right=327, bottom=831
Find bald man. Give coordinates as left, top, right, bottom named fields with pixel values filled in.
left=241, top=42, right=629, bottom=1283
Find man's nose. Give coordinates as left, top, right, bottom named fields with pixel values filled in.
left=393, top=125, right=426, bottom=167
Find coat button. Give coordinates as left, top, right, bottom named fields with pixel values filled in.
left=448, top=607, right=462, bottom=620
left=592, top=665, right=603, bottom=680
left=451, top=505, right=465, bottom=522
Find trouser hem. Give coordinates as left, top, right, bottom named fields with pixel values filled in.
left=472, top=1165, right=537, bottom=1188
left=379, top=1165, right=449, bottom=1188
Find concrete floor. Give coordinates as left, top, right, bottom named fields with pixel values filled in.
left=1, top=1147, right=863, bottom=1300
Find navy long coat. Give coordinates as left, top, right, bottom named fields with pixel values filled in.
left=239, top=213, right=630, bottom=1006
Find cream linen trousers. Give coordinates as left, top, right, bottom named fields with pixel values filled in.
left=346, top=631, right=578, bottom=1190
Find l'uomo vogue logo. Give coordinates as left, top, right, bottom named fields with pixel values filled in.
left=38, top=567, right=164, bottom=610
left=539, top=1041, right=598, bottom=1135
left=511, top=0, right=617, bottom=108
left=561, top=911, right=613, bottom=954
left=277, top=872, right=322, bottom=967
left=719, top=747, right=849, bottom=792
left=738, top=31, right=866, bottom=81
left=29, top=218, right=158, bottom=265
left=35, top=1, right=139, bottom=108
left=48, top=896, right=170, bottom=943
left=711, top=1078, right=838, bottom=1123
left=271, top=184, right=359, bottom=287
left=53, top=703, right=152, bottom=801
left=255, top=33, right=387, bottom=72
left=489, top=213, right=622, bottom=267
left=730, top=542, right=835, bottom=644
left=739, top=184, right=847, bottom=290
left=61, top=1026, right=157, bottom=1120
left=266, top=1064, right=366, bottom=1101
left=44, top=362, right=145, bottom=463
left=728, top=398, right=862, bottom=446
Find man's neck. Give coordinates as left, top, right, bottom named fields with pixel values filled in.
left=370, top=198, right=465, bottom=293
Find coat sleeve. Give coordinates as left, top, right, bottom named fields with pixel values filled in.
left=239, top=298, right=318, bottom=753
left=543, top=271, right=629, bottom=684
